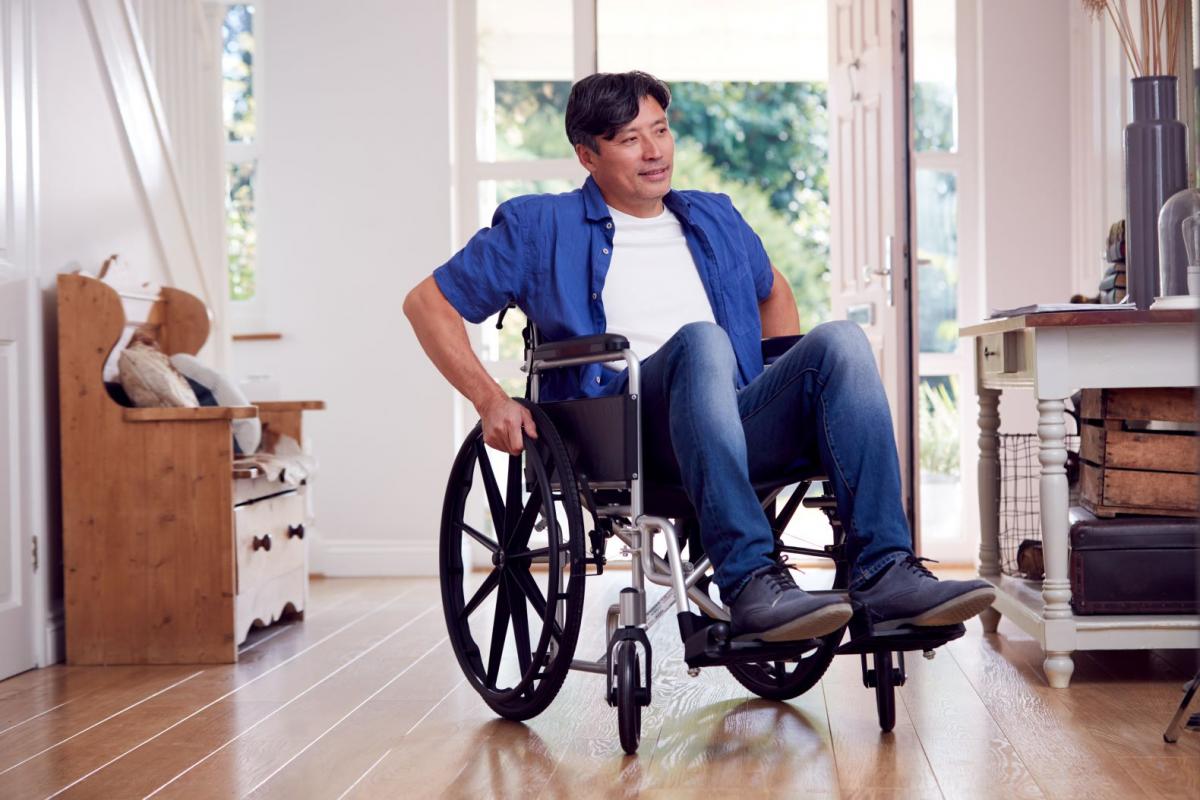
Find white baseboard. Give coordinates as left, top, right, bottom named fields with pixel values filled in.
left=309, top=536, right=438, bottom=577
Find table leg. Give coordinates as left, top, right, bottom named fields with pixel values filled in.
left=1038, top=396, right=1075, bottom=688
left=977, top=387, right=1002, bottom=634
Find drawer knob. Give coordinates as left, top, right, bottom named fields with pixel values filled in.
left=252, top=533, right=272, bottom=552
left=287, top=524, right=305, bottom=540
left=983, top=347, right=999, bottom=358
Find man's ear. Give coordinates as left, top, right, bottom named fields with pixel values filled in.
left=574, top=142, right=598, bottom=175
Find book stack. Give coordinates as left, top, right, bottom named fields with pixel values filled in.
left=1099, top=220, right=1128, bottom=304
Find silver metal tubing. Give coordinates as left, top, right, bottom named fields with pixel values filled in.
left=570, top=658, right=608, bottom=675
left=638, top=515, right=690, bottom=617
left=685, top=555, right=712, bottom=589
left=530, top=351, right=629, bottom=372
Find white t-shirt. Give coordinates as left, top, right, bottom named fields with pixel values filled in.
left=601, top=205, right=716, bottom=367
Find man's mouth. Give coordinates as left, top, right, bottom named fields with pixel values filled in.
left=640, top=165, right=670, bottom=181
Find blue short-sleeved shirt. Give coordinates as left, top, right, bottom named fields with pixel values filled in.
left=433, top=176, right=774, bottom=402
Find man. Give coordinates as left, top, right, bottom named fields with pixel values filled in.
left=405, top=71, right=995, bottom=643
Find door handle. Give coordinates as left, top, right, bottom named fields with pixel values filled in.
left=861, top=234, right=895, bottom=308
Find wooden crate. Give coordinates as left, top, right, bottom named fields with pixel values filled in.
left=1078, top=388, right=1199, bottom=518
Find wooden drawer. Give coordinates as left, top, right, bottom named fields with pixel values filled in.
left=234, top=490, right=306, bottom=593
left=979, top=331, right=1030, bottom=377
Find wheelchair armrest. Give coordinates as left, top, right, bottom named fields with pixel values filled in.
left=762, top=335, right=803, bottom=365
left=533, top=333, right=631, bottom=363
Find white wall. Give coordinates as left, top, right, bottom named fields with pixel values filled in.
left=975, top=0, right=1074, bottom=434
left=37, top=0, right=165, bottom=287
left=233, top=0, right=457, bottom=575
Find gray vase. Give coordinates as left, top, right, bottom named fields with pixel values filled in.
left=1125, top=76, right=1188, bottom=309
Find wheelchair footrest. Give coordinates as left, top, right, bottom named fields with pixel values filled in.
left=679, top=612, right=825, bottom=669
left=835, top=607, right=966, bottom=656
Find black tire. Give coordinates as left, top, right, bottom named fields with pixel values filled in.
left=440, top=400, right=586, bottom=721
left=616, top=641, right=642, bottom=755
left=874, top=651, right=896, bottom=733
left=726, top=627, right=844, bottom=701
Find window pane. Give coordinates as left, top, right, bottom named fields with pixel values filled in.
left=918, top=375, right=962, bottom=541
left=598, top=1, right=831, bottom=326
left=477, top=0, right=573, bottom=160
left=227, top=161, right=257, bottom=301
left=222, top=4, right=255, bottom=143
left=916, top=170, right=958, bottom=353
left=912, top=0, right=956, bottom=152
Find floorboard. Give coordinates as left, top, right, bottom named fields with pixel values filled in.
left=0, top=574, right=1195, bottom=799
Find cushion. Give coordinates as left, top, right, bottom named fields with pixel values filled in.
left=118, top=335, right=199, bottom=409
left=171, top=353, right=262, bottom=455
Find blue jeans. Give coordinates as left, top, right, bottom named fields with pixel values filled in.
left=630, top=320, right=913, bottom=601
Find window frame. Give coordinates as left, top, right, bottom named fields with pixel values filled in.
left=215, top=0, right=267, bottom=331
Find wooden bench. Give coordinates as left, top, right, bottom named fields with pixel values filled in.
left=57, top=273, right=325, bottom=664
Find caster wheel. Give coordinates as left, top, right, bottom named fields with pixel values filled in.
left=874, top=651, right=896, bottom=733
left=726, top=627, right=844, bottom=701
left=616, top=641, right=643, bottom=754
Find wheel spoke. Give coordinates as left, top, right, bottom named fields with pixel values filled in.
left=485, top=573, right=511, bottom=688
left=506, top=574, right=533, bottom=679
left=475, top=439, right=507, bottom=540
left=504, top=452, right=523, bottom=541
left=460, top=568, right=502, bottom=620
left=461, top=522, right=499, bottom=553
left=508, top=489, right=542, bottom=555
left=508, top=546, right=550, bottom=561
left=512, top=568, right=563, bottom=642
left=772, top=661, right=786, bottom=687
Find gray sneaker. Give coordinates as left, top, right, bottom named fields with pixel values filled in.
left=850, top=555, right=996, bottom=630
left=729, top=564, right=853, bottom=642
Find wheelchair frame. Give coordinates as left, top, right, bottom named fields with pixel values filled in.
left=439, top=316, right=966, bottom=754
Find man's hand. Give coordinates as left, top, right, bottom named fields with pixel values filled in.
left=477, top=392, right=538, bottom=455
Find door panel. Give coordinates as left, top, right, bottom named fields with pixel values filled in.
left=828, top=0, right=915, bottom=529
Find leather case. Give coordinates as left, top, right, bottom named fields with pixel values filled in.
left=1069, top=506, right=1200, bottom=615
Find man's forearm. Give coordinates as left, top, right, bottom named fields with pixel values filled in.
left=403, top=277, right=507, bottom=413
left=760, top=265, right=801, bottom=337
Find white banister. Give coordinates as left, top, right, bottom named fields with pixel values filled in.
left=86, top=0, right=228, bottom=367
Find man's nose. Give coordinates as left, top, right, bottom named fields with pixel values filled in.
left=642, top=138, right=661, bottom=160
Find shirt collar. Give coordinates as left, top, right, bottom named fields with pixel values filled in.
left=581, top=175, right=694, bottom=225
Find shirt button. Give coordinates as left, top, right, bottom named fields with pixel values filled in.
left=595, top=376, right=601, bottom=383
left=591, top=292, right=598, bottom=300
left=606, top=222, right=613, bottom=229
left=602, top=248, right=609, bottom=255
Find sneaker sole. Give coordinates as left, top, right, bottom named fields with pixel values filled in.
left=876, top=587, right=997, bottom=629
left=734, top=603, right=854, bottom=643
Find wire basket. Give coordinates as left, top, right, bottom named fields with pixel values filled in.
left=998, top=433, right=1080, bottom=577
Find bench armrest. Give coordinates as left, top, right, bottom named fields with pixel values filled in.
left=254, top=401, right=326, bottom=412
left=124, top=406, right=259, bottom=423
left=762, top=335, right=803, bottom=366
left=532, top=333, right=630, bottom=363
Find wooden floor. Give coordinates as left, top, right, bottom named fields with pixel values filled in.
left=0, top=572, right=1197, bottom=799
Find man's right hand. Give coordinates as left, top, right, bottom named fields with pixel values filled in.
left=477, top=392, right=538, bottom=455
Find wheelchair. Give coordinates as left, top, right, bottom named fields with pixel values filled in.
left=439, top=314, right=966, bottom=754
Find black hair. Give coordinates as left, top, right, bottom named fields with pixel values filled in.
left=565, top=71, right=672, bottom=153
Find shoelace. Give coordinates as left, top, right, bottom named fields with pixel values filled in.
left=761, top=564, right=799, bottom=596
left=777, top=552, right=804, bottom=575
left=900, top=555, right=940, bottom=580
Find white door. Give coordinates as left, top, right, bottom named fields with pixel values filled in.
left=827, top=0, right=917, bottom=537
left=0, top=0, right=43, bottom=679
left=0, top=279, right=36, bottom=680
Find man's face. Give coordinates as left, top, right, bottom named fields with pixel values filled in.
left=575, top=95, right=674, bottom=216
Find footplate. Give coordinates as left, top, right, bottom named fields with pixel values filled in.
left=679, top=612, right=834, bottom=668
left=835, top=605, right=966, bottom=656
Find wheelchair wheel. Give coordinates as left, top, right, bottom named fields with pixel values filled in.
left=440, top=400, right=585, bottom=722
left=725, top=627, right=843, bottom=701
left=873, top=651, right=896, bottom=733
left=616, top=641, right=642, bottom=754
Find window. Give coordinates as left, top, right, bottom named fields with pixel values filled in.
left=223, top=3, right=258, bottom=303
left=912, top=0, right=980, bottom=560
